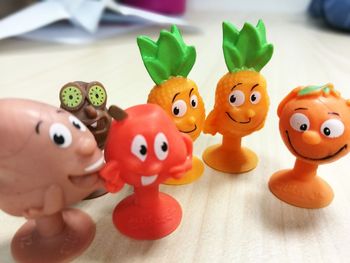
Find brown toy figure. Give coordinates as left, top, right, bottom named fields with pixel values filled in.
left=0, top=99, right=105, bottom=263
left=60, top=81, right=111, bottom=198
left=59, top=81, right=112, bottom=149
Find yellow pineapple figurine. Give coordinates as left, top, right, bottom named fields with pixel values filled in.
left=137, top=25, right=205, bottom=184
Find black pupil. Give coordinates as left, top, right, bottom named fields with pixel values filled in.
left=161, top=142, right=168, bottom=152
left=300, top=124, right=308, bottom=131
left=140, top=145, right=147, bottom=155
left=53, top=134, right=65, bottom=145
left=324, top=127, right=331, bottom=136
left=230, top=95, right=236, bottom=103
left=73, top=121, right=81, bottom=129
left=191, top=100, right=196, bottom=107
left=173, top=107, right=179, bottom=115
left=251, top=94, right=256, bottom=101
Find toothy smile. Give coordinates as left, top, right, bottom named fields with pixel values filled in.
left=84, top=156, right=104, bottom=172
left=225, top=112, right=251, bottom=124
left=141, top=175, right=158, bottom=186
left=68, top=156, right=104, bottom=188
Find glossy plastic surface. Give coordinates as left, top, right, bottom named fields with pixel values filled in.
left=203, top=20, right=273, bottom=174
left=100, top=104, right=192, bottom=239
left=269, top=84, right=350, bottom=208
left=0, top=99, right=104, bottom=263
left=138, top=25, right=206, bottom=184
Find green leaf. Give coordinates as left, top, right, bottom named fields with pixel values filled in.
left=177, top=46, right=196, bottom=77
left=143, top=58, right=169, bottom=85
left=222, top=19, right=273, bottom=72
left=137, top=36, right=158, bottom=58
left=251, top=44, right=273, bottom=72
left=223, top=44, right=242, bottom=72
left=137, top=24, right=197, bottom=84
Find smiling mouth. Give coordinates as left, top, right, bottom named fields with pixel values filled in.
left=285, top=130, right=347, bottom=161
left=141, top=175, right=158, bottom=186
left=68, top=156, right=105, bottom=188
left=225, top=112, right=251, bottom=124
left=88, top=118, right=107, bottom=133
left=180, top=125, right=197, bottom=133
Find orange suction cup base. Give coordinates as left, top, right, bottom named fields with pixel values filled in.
left=113, top=192, right=182, bottom=240
left=164, top=156, right=204, bottom=185
left=269, top=169, right=334, bottom=209
left=202, top=144, right=258, bottom=173
left=11, top=209, right=95, bottom=263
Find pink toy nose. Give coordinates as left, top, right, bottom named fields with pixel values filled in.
left=76, top=136, right=97, bottom=156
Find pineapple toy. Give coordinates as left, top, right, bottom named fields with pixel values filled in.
left=137, top=25, right=205, bottom=185
left=203, top=20, right=273, bottom=173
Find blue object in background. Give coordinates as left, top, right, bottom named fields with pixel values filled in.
left=309, top=0, right=350, bottom=31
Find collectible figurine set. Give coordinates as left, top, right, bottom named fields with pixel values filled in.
left=1, top=20, right=350, bottom=263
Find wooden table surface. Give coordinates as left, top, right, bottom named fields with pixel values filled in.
left=1, top=10, right=350, bottom=263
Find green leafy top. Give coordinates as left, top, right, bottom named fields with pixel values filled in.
left=222, top=19, right=273, bottom=72
left=297, top=84, right=338, bottom=97
left=137, top=25, right=196, bottom=85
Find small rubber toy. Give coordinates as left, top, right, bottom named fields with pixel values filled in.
left=60, top=81, right=112, bottom=149
left=0, top=99, right=105, bottom=263
left=202, top=20, right=273, bottom=173
left=269, top=84, right=350, bottom=208
left=100, top=104, right=193, bottom=240
left=137, top=25, right=205, bottom=185
left=60, top=81, right=111, bottom=198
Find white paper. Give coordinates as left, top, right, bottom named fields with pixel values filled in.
left=0, top=0, right=195, bottom=44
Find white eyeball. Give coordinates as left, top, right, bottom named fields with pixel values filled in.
left=172, top=100, right=187, bottom=117
left=320, top=119, right=344, bottom=138
left=154, top=132, right=169, bottom=161
left=131, top=134, right=147, bottom=161
left=69, top=115, right=87, bottom=132
left=49, top=123, right=72, bottom=148
left=290, top=113, right=310, bottom=132
left=250, top=91, right=261, bottom=104
left=190, top=95, right=198, bottom=109
left=228, top=90, right=245, bottom=106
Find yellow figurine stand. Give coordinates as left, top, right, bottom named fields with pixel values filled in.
left=165, top=156, right=204, bottom=185
left=203, top=137, right=257, bottom=173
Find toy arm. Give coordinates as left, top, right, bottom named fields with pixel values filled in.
left=203, top=110, right=218, bottom=135
left=169, top=134, right=193, bottom=179
left=99, top=160, right=125, bottom=193
left=23, top=185, right=65, bottom=219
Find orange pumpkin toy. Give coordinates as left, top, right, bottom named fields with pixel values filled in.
left=269, top=84, right=350, bottom=208
left=203, top=20, right=273, bottom=173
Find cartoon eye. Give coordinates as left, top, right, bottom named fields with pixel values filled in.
left=69, top=115, right=87, bottom=132
left=228, top=90, right=245, bottom=106
left=190, top=95, right=198, bottom=109
left=172, top=100, right=187, bottom=117
left=60, top=86, right=83, bottom=109
left=88, top=85, right=107, bottom=107
left=290, top=113, right=310, bottom=132
left=49, top=123, right=72, bottom=148
left=320, top=119, right=344, bottom=138
left=131, top=135, right=147, bottom=161
left=250, top=91, right=261, bottom=104
left=154, top=132, right=169, bottom=161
